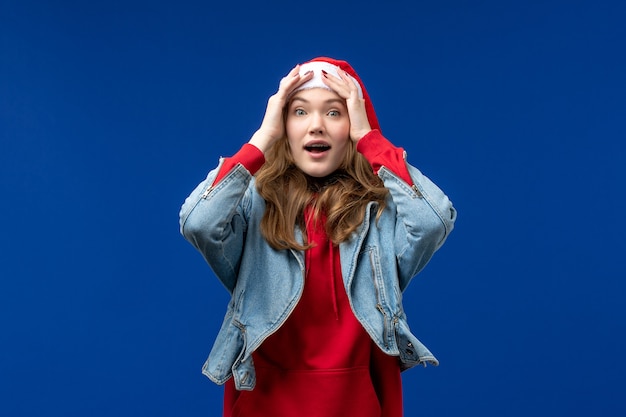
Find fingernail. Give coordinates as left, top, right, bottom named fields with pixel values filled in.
left=321, top=69, right=328, bottom=76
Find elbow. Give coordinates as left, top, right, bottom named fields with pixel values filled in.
left=180, top=215, right=203, bottom=250
left=411, top=211, right=449, bottom=252
left=447, top=204, right=457, bottom=231
left=426, top=219, right=448, bottom=251
left=179, top=207, right=201, bottom=242
left=437, top=204, right=457, bottom=246
left=426, top=194, right=456, bottom=247
left=180, top=210, right=221, bottom=250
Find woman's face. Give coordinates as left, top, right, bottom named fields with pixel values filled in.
left=285, top=88, right=351, bottom=178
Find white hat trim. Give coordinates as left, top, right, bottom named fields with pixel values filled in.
left=293, top=61, right=364, bottom=99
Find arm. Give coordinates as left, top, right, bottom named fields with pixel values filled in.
left=179, top=66, right=314, bottom=291
left=380, top=161, right=456, bottom=291
left=179, top=161, right=255, bottom=293
left=356, top=129, right=414, bottom=185
left=212, top=144, right=265, bottom=185
left=322, top=70, right=456, bottom=289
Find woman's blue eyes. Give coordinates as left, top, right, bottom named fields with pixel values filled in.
left=293, top=109, right=340, bottom=116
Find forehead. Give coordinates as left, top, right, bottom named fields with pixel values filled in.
left=289, top=88, right=345, bottom=105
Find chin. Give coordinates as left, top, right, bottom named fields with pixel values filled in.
left=303, top=167, right=336, bottom=178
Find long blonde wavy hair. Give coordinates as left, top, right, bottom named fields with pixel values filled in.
left=255, top=135, right=388, bottom=251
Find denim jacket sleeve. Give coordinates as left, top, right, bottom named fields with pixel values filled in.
left=378, top=161, right=456, bottom=291
left=179, top=160, right=254, bottom=293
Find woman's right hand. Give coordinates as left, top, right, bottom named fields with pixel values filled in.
left=249, top=65, right=313, bottom=153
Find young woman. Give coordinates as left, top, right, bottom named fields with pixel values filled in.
left=179, top=57, right=456, bottom=417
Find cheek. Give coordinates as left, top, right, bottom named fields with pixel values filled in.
left=335, top=123, right=351, bottom=144
left=285, top=118, right=303, bottom=140
left=334, top=120, right=351, bottom=139
left=333, top=137, right=351, bottom=163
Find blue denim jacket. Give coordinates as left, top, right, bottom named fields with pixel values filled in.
left=179, top=158, right=456, bottom=390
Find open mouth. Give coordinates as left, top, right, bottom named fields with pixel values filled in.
left=304, top=142, right=331, bottom=153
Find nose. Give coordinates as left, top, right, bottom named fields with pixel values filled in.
left=308, top=112, right=325, bottom=135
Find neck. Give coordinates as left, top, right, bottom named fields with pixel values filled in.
left=306, top=170, right=348, bottom=192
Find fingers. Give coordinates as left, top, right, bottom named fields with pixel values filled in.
left=278, top=65, right=314, bottom=98
left=321, top=69, right=371, bottom=142
left=253, top=66, right=315, bottom=150
left=278, top=65, right=301, bottom=90
left=265, top=65, right=312, bottom=127
left=320, top=69, right=359, bottom=100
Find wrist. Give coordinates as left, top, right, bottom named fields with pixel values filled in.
left=249, top=130, right=276, bottom=153
left=352, top=128, right=372, bottom=142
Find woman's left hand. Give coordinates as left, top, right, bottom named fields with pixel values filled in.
left=321, top=70, right=372, bottom=142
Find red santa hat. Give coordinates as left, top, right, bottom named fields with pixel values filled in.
left=293, top=57, right=381, bottom=132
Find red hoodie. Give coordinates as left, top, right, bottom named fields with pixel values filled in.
left=214, top=130, right=410, bottom=417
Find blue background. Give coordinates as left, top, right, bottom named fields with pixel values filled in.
left=2, top=0, right=625, bottom=416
